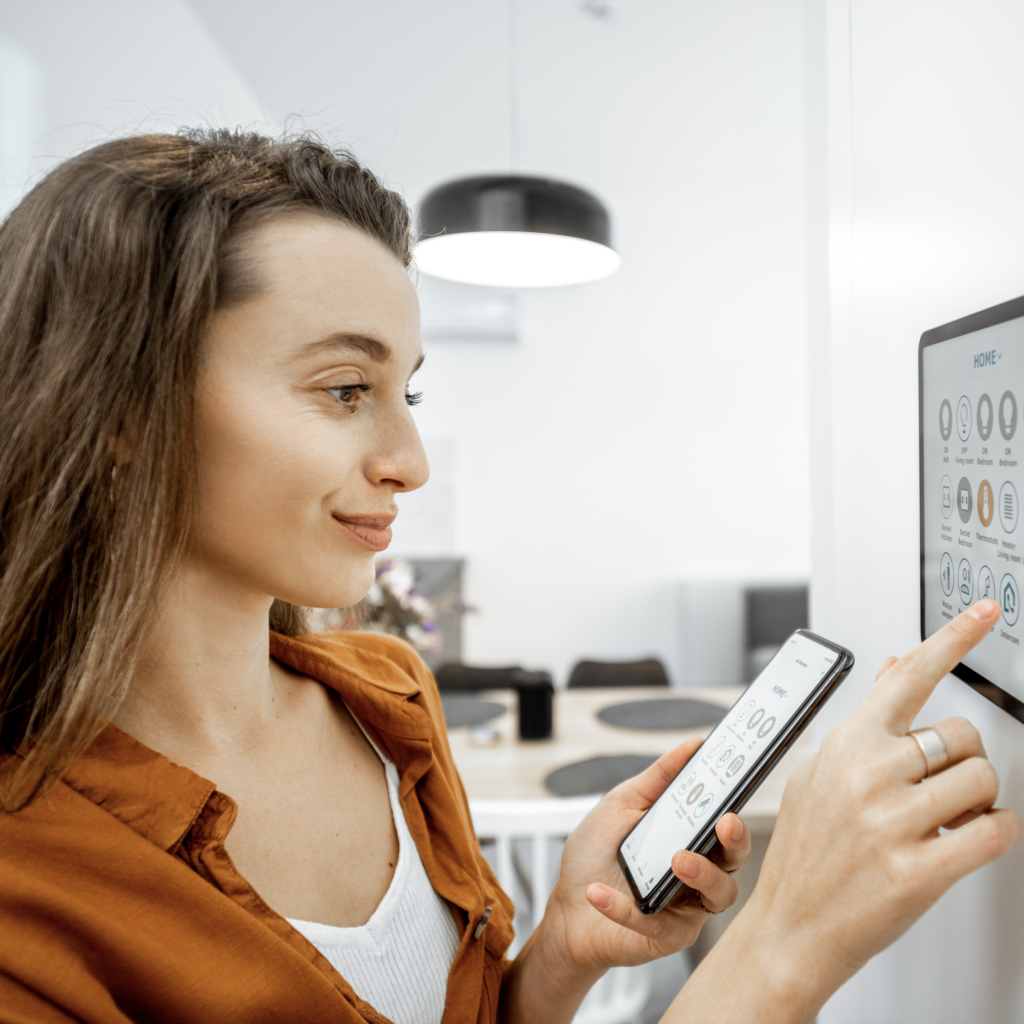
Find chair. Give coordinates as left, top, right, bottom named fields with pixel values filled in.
left=470, top=797, right=654, bottom=1024
left=566, top=658, right=670, bottom=689
left=435, top=663, right=551, bottom=692
left=743, top=585, right=809, bottom=681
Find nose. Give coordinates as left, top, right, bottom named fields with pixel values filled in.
left=366, top=409, right=430, bottom=494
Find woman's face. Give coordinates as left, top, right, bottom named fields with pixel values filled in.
left=192, top=214, right=428, bottom=611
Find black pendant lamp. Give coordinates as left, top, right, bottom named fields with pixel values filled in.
left=415, top=1, right=619, bottom=289
left=416, top=174, right=620, bottom=288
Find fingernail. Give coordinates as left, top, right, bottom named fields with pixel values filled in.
left=677, top=853, right=702, bottom=880
left=969, top=600, right=999, bottom=620
left=588, top=885, right=612, bottom=909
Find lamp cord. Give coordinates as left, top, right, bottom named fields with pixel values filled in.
left=508, top=0, right=519, bottom=170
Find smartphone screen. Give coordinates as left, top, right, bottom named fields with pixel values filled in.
left=619, top=631, right=844, bottom=900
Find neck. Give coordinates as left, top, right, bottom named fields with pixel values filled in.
left=111, top=558, right=286, bottom=761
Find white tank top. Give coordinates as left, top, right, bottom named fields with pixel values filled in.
left=287, top=723, right=461, bottom=1024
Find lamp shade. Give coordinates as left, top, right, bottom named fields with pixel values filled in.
left=416, top=174, right=620, bottom=288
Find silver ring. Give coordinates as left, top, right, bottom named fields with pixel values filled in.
left=910, top=727, right=950, bottom=778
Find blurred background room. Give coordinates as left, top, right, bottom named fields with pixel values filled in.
left=5, top=1, right=1024, bottom=1021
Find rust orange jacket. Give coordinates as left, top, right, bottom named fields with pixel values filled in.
left=0, top=632, right=514, bottom=1023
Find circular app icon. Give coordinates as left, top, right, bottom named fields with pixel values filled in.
left=958, top=558, right=974, bottom=605
left=940, top=551, right=954, bottom=596
left=704, top=737, right=729, bottom=761
left=978, top=393, right=995, bottom=440
left=1000, top=391, right=1018, bottom=440
left=999, top=481, right=1019, bottom=533
left=978, top=479, right=995, bottom=528
left=716, top=746, right=735, bottom=769
left=939, top=399, right=953, bottom=441
left=676, top=771, right=697, bottom=797
left=692, top=791, right=715, bottom=819
left=686, top=782, right=705, bottom=807
left=735, top=700, right=755, bottom=724
left=940, top=474, right=953, bottom=519
left=978, top=565, right=995, bottom=603
left=957, top=396, right=972, bottom=441
left=1001, top=572, right=1020, bottom=626
left=957, top=476, right=973, bottom=523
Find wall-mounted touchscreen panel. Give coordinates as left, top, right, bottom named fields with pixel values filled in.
left=921, top=296, right=1024, bottom=721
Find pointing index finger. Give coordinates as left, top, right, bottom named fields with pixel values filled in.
left=864, top=600, right=999, bottom=732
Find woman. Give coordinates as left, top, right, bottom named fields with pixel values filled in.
left=0, top=130, right=1017, bottom=1024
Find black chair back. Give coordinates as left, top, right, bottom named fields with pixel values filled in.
left=566, top=658, right=670, bottom=689
left=435, top=664, right=552, bottom=692
left=743, top=585, right=809, bottom=681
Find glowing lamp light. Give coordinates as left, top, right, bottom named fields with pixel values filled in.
left=416, top=175, right=620, bottom=289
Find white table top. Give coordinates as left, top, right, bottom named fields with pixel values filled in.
left=447, top=686, right=814, bottom=834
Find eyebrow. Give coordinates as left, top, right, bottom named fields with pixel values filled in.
left=300, top=332, right=425, bottom=374
left=301, top=332, right=392, bottom=362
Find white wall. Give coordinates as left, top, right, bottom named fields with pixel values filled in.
left=809, top=2, right=1024, bottom=1020
left=191, top=0, right=814, bottom=685
left=0, top=0, right=266, bottom=217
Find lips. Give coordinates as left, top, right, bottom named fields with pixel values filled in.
left=333, top=513, right=396, bottom=552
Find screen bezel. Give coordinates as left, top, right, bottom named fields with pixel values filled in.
left=919, top=294, right=1024, bottom=724
left=617, top=629, right=853, bottom=914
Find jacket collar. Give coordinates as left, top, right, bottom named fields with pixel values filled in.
left=60, top=722, right=216, bottom=853
left=270, top=632, right=430, bottom=744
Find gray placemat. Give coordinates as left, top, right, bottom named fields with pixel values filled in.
left=545, top=754, right=660, bottom=797
left=596, top=698, right=725, bottom=732
left=441, top=696, right=508, bottom=729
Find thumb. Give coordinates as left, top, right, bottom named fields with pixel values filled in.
left=585, top=883, right=663, bottom=940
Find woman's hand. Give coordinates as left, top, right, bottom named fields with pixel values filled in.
left=665, top=600, right=1023, bottom=1023
left=501, top=740, right=751, bottom=1024
left=554, top=741, right=751, bottom=970
left=501, top=741, right=751, bottom=1023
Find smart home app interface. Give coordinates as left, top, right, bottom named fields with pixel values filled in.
left=923, top=320, right=1024, bottom=700
left=621, top=633, right=838, bottom=898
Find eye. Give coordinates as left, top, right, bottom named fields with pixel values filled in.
left=406, top=391, right=423, bottom=407
left=326, top=383, right=373, bottom=405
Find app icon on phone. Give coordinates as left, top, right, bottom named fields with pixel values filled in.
left=693, top=793, right=715, bottom=818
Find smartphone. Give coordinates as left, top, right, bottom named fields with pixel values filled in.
left=617, top=629, right=854, bottom=914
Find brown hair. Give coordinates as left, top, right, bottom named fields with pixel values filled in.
left=0, top=129, right=412, bottom=810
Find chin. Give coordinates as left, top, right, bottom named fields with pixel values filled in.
left=288, top=556, right=377, bottom=611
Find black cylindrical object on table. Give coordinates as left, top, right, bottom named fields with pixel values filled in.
left=516, top=673, right=554, bottom=741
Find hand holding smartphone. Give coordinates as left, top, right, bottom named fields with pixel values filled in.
left=617, top=629, right=854, bottom=914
